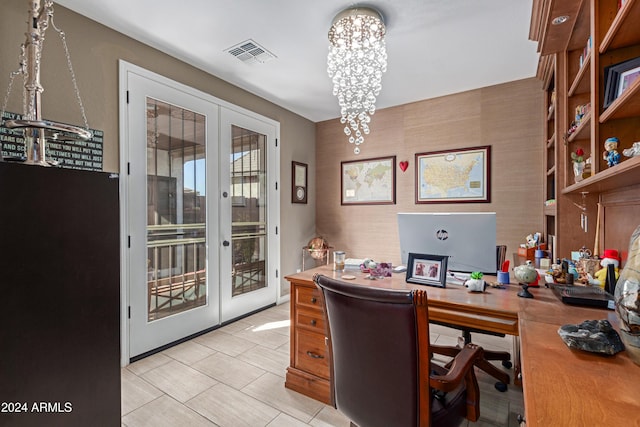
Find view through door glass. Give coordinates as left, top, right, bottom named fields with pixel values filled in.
left=231, top=125, right=267, bottom=297
left=147, top=98, right=207, bottom=321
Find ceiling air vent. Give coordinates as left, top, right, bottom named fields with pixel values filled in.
left=225, top=39, right=276, bottom=65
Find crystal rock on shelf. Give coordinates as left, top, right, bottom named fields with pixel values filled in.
left=557, top=319, right=624, bottom=355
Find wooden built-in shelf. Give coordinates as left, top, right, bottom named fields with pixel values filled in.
left=567, top=111, right=591, bottom=142
left=547, top=133, right=555, bottom=148
left=599, top=76, right=640, bottom=122
left=599, top=0, right=640, bottom=53
left=562, top=155, right=640, bottom=194
left=543, top=204, right=557, bottom=216
left=568, top=52, right=591, bottom=97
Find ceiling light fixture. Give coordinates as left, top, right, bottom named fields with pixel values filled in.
left=327, top=6, right=387, bottom=154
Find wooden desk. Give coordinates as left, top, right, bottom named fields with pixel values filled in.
left=284, top=265, right=640, bottom=426
left=284, top=266, right=522, bottom=404
left=517, top=286, right=640, bottom=426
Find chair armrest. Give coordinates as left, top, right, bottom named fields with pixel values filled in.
left=430, top=344, right=462, bottom=358
left=430, top=344, right=483, bottom=393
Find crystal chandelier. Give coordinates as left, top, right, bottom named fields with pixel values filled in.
left=327, top=7, right=387, bottom=154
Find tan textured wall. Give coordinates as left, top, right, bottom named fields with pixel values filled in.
left=0, top=2, right=316, bottom=295
left=315, top=78, right=545, bottom=267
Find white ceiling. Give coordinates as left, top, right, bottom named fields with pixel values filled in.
left=54, top=0, right=540, bottom=123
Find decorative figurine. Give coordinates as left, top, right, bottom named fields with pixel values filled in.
left=623, top=141, right=640, bottom=158
left=466, top=272, right=486, bottom=292
left=589, top=249, right=620, bottom=289
left=603, top=137, right=621, bottom=167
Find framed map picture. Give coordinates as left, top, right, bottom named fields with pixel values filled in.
left=341, top=156, right=396, bottom=205
left=415, top=145, right=491, bottom=204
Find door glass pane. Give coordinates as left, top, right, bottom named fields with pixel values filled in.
left=147, top=98, right=207, bottom=321
left=231, top=125, right=267, bottom=297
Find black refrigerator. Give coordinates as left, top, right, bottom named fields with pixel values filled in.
left=0, top=162, right=121, bottom=426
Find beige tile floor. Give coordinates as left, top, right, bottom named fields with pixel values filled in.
left=121, top=302, right=524, bottom=427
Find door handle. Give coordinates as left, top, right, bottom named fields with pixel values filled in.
left=223, top=240, right=230, bottom=247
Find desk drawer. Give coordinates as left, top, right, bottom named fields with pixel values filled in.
left=295, top=309, right=325, bottom=333
left=295, top=285, right=323, bottom=310
left=294, top=329, right=329, bottom=379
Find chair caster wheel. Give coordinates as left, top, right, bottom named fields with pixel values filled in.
left=495, top=382, right=508, bottom=392
left=502, top=360, right=512, bottom=369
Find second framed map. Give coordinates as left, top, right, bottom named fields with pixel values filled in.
left=415, top=145, right=491, bottom=204
left=341, top=156, right=396, bottom=205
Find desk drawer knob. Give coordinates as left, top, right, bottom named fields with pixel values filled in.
left=310, top=297, right=317, bottom=304
left=310, top=319, right=317, bottom=326
left=306, top=351, right=324, bottom=359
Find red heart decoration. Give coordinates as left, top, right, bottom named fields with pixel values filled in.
left=399, top=161, right=409, bottom=172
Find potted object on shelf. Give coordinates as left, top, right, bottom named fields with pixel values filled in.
left=571, top=147, right=586, bottom=183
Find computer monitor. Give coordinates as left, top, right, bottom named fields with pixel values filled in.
left=397, top=212, right=497, bottom=274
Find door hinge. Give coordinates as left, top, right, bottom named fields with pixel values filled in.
left=275, top=226, right=278, bottom=235
left=275, top=138, right=278, bottom=147
left=275, top=182, right=278, bottom=190
left=276, top=269, right=279, bottom=278
left=127, top=162, right=131, bottom=175
left=128, top=235, right=131, bottom=248
left=128, top=306, right=131, bottom=319
left=126, top=90, right=130, bottom=104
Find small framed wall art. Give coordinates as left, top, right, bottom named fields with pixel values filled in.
left=292, top=161, right=308, bottom=204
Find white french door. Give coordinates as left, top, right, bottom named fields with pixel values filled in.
left=219, top=109, right=279, bottom=322
left=120, top=62, right=280, bottom=361
left=124, top=69, right=220, bottom=358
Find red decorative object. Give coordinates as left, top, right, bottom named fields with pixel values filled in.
left=399, top=161, right=409, bottom=172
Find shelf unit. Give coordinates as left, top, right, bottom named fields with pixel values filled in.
left=541, top=54, right=558, bottom=253
left=531, top=0, right=640, bottom=259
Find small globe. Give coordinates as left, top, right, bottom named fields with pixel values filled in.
left=514, top=260, right=538, bottom=284
left=307, top=237, right=329, bottom=260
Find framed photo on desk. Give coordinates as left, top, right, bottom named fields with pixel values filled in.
left=406, top=253, right=448, bottom=288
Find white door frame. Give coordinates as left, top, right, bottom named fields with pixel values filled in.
left=119, top=61, right=281, bottom=366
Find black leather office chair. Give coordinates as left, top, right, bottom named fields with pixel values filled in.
left=314, top=274, right=483, bottom=427
left=435, top=245, right=512, bottom=392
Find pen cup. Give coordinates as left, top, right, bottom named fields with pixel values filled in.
left=497, top=271, right=510, bottom=285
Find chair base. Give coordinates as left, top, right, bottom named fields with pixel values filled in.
left=434, top=326, right=512, bottom=392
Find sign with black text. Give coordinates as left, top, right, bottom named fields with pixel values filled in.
left=1, top=111, right=104, bottom=171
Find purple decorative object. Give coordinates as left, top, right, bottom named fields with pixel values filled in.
left=369, top=262, right=392, bottom=279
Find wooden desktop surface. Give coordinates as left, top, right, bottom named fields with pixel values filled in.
left=285, top=265, right=640, bottom=427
